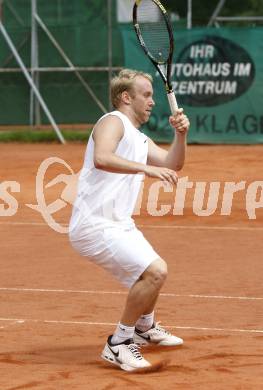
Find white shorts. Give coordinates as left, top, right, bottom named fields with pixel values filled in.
left=70, top=226, right=159, bottom=288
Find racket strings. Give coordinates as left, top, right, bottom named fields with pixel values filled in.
left=136, top=0, right=171, bottom=63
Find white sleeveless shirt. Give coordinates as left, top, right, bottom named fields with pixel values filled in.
left=69, top=111, right=148, bottom=238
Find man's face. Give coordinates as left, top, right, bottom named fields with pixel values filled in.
left=129, top=76, right=155, bottom=126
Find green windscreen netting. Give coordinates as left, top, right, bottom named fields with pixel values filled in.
left=0, top=0, right=123, bottom=124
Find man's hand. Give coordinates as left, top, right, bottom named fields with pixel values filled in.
left=144, top=165, right=178, bottom=184
left=169, top=108, right=190, bottom=135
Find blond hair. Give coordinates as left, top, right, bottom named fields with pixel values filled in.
left=111, top=69, right=153, bottom=108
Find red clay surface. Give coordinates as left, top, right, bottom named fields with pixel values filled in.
left=0, top=143, right=263, bottom=389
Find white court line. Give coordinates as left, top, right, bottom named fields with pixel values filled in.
left=0, top=317, right=262, bottom=334
left=0, top=319, right=25, bottom=329
left=0, top=221, right=66, bottom=227
left=0, top=287, right=262, bottom=301
left=0, top=221, right=263, bottom=231
left=138, top=224, right=263, bottom=231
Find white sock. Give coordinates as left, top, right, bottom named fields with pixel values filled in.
left=135, top=311, right=154, bottom=332
left=111, top=322, right=135, bottom=345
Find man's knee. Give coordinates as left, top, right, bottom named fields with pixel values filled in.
left=141, top=258, right=168, bottom=288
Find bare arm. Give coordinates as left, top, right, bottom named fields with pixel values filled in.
left=93, top=115, right=178, bottom=184
left=147, top=108, right=190, bottom=171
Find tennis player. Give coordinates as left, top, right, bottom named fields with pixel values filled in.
left=69, top=69, right=190, bottom=372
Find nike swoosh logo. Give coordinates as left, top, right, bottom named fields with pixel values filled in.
left=137, top=333, right=151, bottom=341
left=108, top=345, right=119, bottom=358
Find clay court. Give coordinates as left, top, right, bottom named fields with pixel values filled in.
left=0, top=143, right=262, bottom=389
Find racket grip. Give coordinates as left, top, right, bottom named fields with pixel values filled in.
left=167, top=91, right=178, bottom=116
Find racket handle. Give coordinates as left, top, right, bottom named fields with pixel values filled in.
left=167, top=91, right=178, bottom=116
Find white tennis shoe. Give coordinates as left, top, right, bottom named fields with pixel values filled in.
left=101, top=336, right=151, bottom=372
left=134, top=322, right=184, bottom=346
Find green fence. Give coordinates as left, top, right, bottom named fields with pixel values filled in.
left=0, top=0, right=122, bottom=124
left=0, top=1, right=263, bottom=143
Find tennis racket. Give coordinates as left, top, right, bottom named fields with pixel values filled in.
left=133, top=0, right=178, bottom=115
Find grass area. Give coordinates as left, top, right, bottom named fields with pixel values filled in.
left=0, top=128, right=92, bottom=143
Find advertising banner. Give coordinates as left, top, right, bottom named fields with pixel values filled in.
left=121, top=26, right=263, bottom=144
